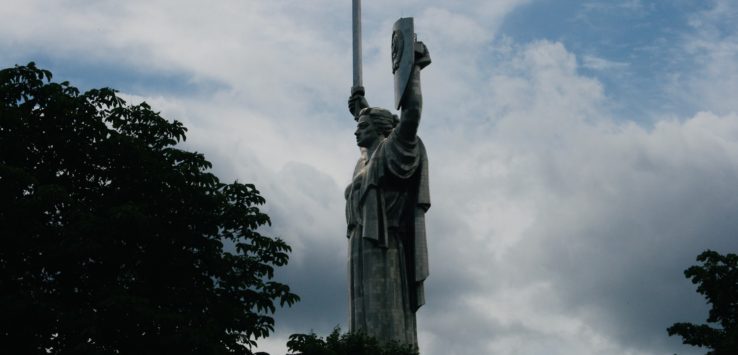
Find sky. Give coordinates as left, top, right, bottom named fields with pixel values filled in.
left=2, top=0, right=738, bottom=354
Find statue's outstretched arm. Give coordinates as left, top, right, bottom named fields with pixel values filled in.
left=398, top=42, right=431, bottom=141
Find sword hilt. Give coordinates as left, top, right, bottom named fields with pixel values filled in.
left=349, top=86, right=367, bottom=120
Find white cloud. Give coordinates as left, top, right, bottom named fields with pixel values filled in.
left=667, top=0, right=738, bottom=115
left=416, top=39, right=737, bottom=354
left=582, top=55, right=629, bottom=71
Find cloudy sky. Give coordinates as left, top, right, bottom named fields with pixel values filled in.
left=3, top=0, right=738, bottom=354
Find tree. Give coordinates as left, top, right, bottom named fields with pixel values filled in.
left=287, top=327, right=418, bottom=355
left=668, top=250, right=738, bottom=354
left=0, top=63, right=298, bottom=354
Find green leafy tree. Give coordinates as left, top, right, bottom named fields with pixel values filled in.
left=0, top=63, right=298, bottom=354
left=287, top=327, right=418, bottom=355
left=668, top=250, right=738, bottom=354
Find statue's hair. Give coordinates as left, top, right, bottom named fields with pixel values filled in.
left=359, top=107, right=399, bottom=137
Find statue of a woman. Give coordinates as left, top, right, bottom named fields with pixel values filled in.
left=345, top=42, right=431, bottom=347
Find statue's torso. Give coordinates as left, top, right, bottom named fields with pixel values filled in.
left=345, top=137, right=417, bottom=236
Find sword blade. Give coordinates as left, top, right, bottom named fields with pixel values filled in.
left=352, top=0, right=362, bottom=88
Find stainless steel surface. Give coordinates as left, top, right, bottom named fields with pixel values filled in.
left=352, top=0, right=363, bottom=88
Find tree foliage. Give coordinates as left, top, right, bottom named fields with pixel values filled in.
left=668, top=250, right=738, bottom=354
left=287, top=328, right=418, bottom=355
left=0, top=62, right=298, bottom=354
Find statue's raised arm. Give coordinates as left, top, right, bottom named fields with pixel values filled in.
left=397, top=41, right=431, bottom=142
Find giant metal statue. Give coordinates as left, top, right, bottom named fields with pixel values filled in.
left=345, top=0, right=431, bottom=348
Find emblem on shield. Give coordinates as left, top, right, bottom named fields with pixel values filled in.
left=392, top=30, right=404, bottom=74
left=392, top=17, right=415, bottom=109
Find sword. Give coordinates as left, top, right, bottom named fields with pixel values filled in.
left=351, top=0, right=364, bottom=106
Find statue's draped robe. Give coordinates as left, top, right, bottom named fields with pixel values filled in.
left=345, top=127, right=430, bottom=346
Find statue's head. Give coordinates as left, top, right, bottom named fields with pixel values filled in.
left=355, top=107, right=399, bottom=148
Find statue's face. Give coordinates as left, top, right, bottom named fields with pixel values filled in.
left=355, top=115, right=379, bottom=148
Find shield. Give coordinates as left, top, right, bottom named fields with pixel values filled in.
left=392, top=17, right=415, bottom=109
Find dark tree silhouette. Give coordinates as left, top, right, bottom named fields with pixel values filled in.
left=287, top=327, right=418, bottom=355
left=668, top=250, right=738, bottom=354
left=0, top=63, right=298, bottom=354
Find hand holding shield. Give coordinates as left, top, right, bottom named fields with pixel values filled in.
left=414, top=41, right=431, bottom=70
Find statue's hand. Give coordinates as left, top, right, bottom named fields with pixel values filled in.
left=414, top=41, right=431, bottom=69
left=348, top=90, right=369, bottom=118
